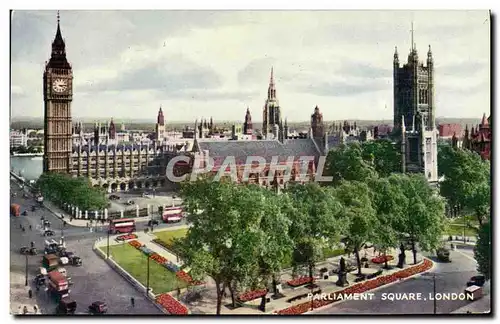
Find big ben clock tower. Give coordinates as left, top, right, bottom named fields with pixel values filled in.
left=43, top=12, right=73, bottom=173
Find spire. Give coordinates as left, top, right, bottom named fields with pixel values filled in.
left=157, top=106, right=165, bottom=125
left=267, top=67, right=276, bottom=100
left=394, top=46, right=399, bottom=64
left=47, top=10, right=70, bottom=69
left=410, top=22, right=414, bottom=51
left=481, top=113, right=488, bottom=126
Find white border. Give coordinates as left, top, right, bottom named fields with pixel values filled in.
left=2, top=1, right=498, bottom=324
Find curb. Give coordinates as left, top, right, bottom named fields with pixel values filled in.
left=273, top=257, right=433, bottom=315
left=92, top=240, right=169, bottom=315
left=306, top=258, right=433, bottom=314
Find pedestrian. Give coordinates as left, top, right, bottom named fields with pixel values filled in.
left=29, top=225, right=32, bottom=230
left=130, top=297, right=135, bottom=307
left=18, top=306, right=22, bottom=315
left=36, top=285, right=40, bottom=292
left=28, top=289, right=32, bottom=299
left=23, top=306, right=28, bottom=314
left=20, top=224, right=22, bottom=229
left=33, top=305, right=38, bottom=314
left=22, top=227, right=25, bottom=232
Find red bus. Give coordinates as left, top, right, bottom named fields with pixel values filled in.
left=108, top=218, right=136, bottom=234
left=161, top=206, right=184, bottom=223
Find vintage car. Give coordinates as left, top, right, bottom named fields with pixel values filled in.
left=467, top=275, right=486, bottom=287
left=436, top=247, right=451, bottom=262
left=55, top=298, right=77, bottom=315
left=20, top=246, right=38, bottom=255
left=88, top=301, right=108, bottom=314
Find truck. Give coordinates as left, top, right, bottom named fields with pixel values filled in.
left=47, top=270, right=70, bottom=302
left=42, top=254, right=60, bottom=272
left=10, top=204, right=21, bottom=217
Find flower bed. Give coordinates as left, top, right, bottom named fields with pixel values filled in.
left=116, top=234, right=138, bottom=241
left=276, top=259, right=433, bottom=314
left=287, top=277, right=313, bottom=287
left=127, top=239, right=199, bottom=285
left=371, top=255, right=394, bottom=264
left=156, top=293, right=189, bottom=315
left=128, top=240, right=142, bottom=249
left=237, top=289, right=268, bottom=302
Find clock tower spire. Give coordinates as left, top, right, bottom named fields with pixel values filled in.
left=43, top=11, right=74, bottom=174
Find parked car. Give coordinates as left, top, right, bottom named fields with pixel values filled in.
left=436, top=247, right=451, bottom=262
left=56, top=298, right=77, bottom=315
left=33, top=274, right=46, bottom=286
left=467, top=275, right=486, bottom=287
left=22, top=210, right=28, bottom=216
left=109, top=194, right=120, bottom=200
left=44, top=230, right=56, bottom=237
left=88, top=301, right=108, bottom=314
left=20, top=246, right=38, bottom=255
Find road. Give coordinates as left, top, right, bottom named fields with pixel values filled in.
left=313, top=247, right=485, bottom=314
left=10, top=180, right=165, bottom=315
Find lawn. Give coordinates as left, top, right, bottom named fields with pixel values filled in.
left=450, top=215, right=480, bottom=227
left=445, top=224, right=478, bottom=237
left=103, top=243, right=188, bottom=293
left=154, top=228, right=189, bottom=246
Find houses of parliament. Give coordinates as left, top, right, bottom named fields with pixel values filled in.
left=42, top=14, right=440, bottom=191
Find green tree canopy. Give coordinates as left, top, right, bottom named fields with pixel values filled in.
left=334, top=180, right=378, bottom=274
left=325, top=142, right=378, bottom=186
left=361, top=139, right=402, bottom=177
left=37, top=172, right=107, bottom=211
left=474, top=222, right=491, bottom=280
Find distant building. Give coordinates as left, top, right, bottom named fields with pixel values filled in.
left=438, top=123, right=462, bottom=140
left=10, top=130, right=28, bottom=148
left=262, top=68, right=282, bottom=139
left=461, top=113, right=491, bottom=160
left=155, top=107, right=165, bottom=142
left=394, top=28, right=438, bottom=184
left=243, top=107, right=253, bottom=135
left=373, top=125, right=392, bottom=140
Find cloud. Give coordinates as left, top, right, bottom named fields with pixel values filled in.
left=10, top=10, right=491, bottom=121
left=79, top=57, right=222, bottom=94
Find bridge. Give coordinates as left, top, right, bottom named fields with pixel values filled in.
left=10, top=171, right=35, bottom=190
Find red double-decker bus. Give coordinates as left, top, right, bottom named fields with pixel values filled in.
left=108, top=218, right=136, bottom=234
left=161, top=206, right=184, bottom=223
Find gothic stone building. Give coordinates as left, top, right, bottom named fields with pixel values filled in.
left=43, top=14, right=173, bottom=191
left=394, top=36, right=438, bottom=184
left=460, top=113, right=491, bottom=160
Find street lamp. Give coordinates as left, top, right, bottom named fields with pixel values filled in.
left=146, top=253, right=150, bottom=294
left=25, top=254, right=28, bottom=286
left=421, top=273, right=437, bottom=314
left=106, top=220, right=110, bottom=259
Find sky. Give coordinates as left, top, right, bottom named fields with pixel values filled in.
left=10, top=10, right=491, bottom=123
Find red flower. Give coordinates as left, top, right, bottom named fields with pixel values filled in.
left=128, top=240, right=142, bottom=249
left=371, top=255, right=394, bottom=264
left=276, top=258, right=433, bottom=315
left=286, top=277, right=312, bottom=287
left=238, top=289, right=267, bottom=302
left=155, top=293, right=189, bottom=315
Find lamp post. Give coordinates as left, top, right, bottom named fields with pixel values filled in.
left=25, top=254, right=28, bottom=286
left=421, top=272, right=437, bottom=314
left=106, top=220, right=110, bottom=259
left=146, top=253, right=150, bottom=294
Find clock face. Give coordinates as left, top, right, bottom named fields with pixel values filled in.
left=52, top=79, right=68, bottom=93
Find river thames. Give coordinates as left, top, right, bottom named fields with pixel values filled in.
left=10, top=156, right=43, bottom=181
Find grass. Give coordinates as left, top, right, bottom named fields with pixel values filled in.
left=445, top=224, right=478, bottom=237
left=154, top=228, right=189, bottom=246
left=449, top=216, right=479, bottom=227
left=104, top=243, right=188, bottom=293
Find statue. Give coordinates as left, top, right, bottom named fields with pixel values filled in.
left=336, top=257, right=349, bottom=287
left=339, top=257, right=346, bottom=273
left=397, top=243, right=406, bottom=268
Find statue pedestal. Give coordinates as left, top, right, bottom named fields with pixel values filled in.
left=336, top=272, right=349, bottom=287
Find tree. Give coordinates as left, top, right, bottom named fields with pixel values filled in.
left=255, top=188, right=294, bottom=300
left=334, top=181, right=378, bottom=274
left=324, top=143, right=378, bottom=186
left=369, top=177, right=407, bottom=268
left=361, top=139, right=402, bottom=177
left=37, top=172, right=107, bottom=211
left=439, top=146, right=490, bottom=225
left=390, top=174, right=446, bottom=264
left=474, top=222, right=491, bottom=280
left=178, top=178, right=273, bottom=314
left=285, top=183, right=344, bottom=279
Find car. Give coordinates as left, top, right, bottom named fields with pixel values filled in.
left=22, top=211, right=28, bottom=216
left=20, top=247, right=30, bottom=255
left=56, top=298, right=77, bottom=315
left=88, top=301, right=108, bottom=314
left=109, top=194, right=120, bottom=200
left=126, top=200, right=135, bottom=205
left=43, top=220, right=51, bottom=227
left=148, top=219, right=159, bottom=227
left=467, top=275, right=486, bottom=287
left=31, top=206, right=36, bottom=212
left=43, top=230, right=55, bottom=237
left=33, top=274, right=46, bottom=286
